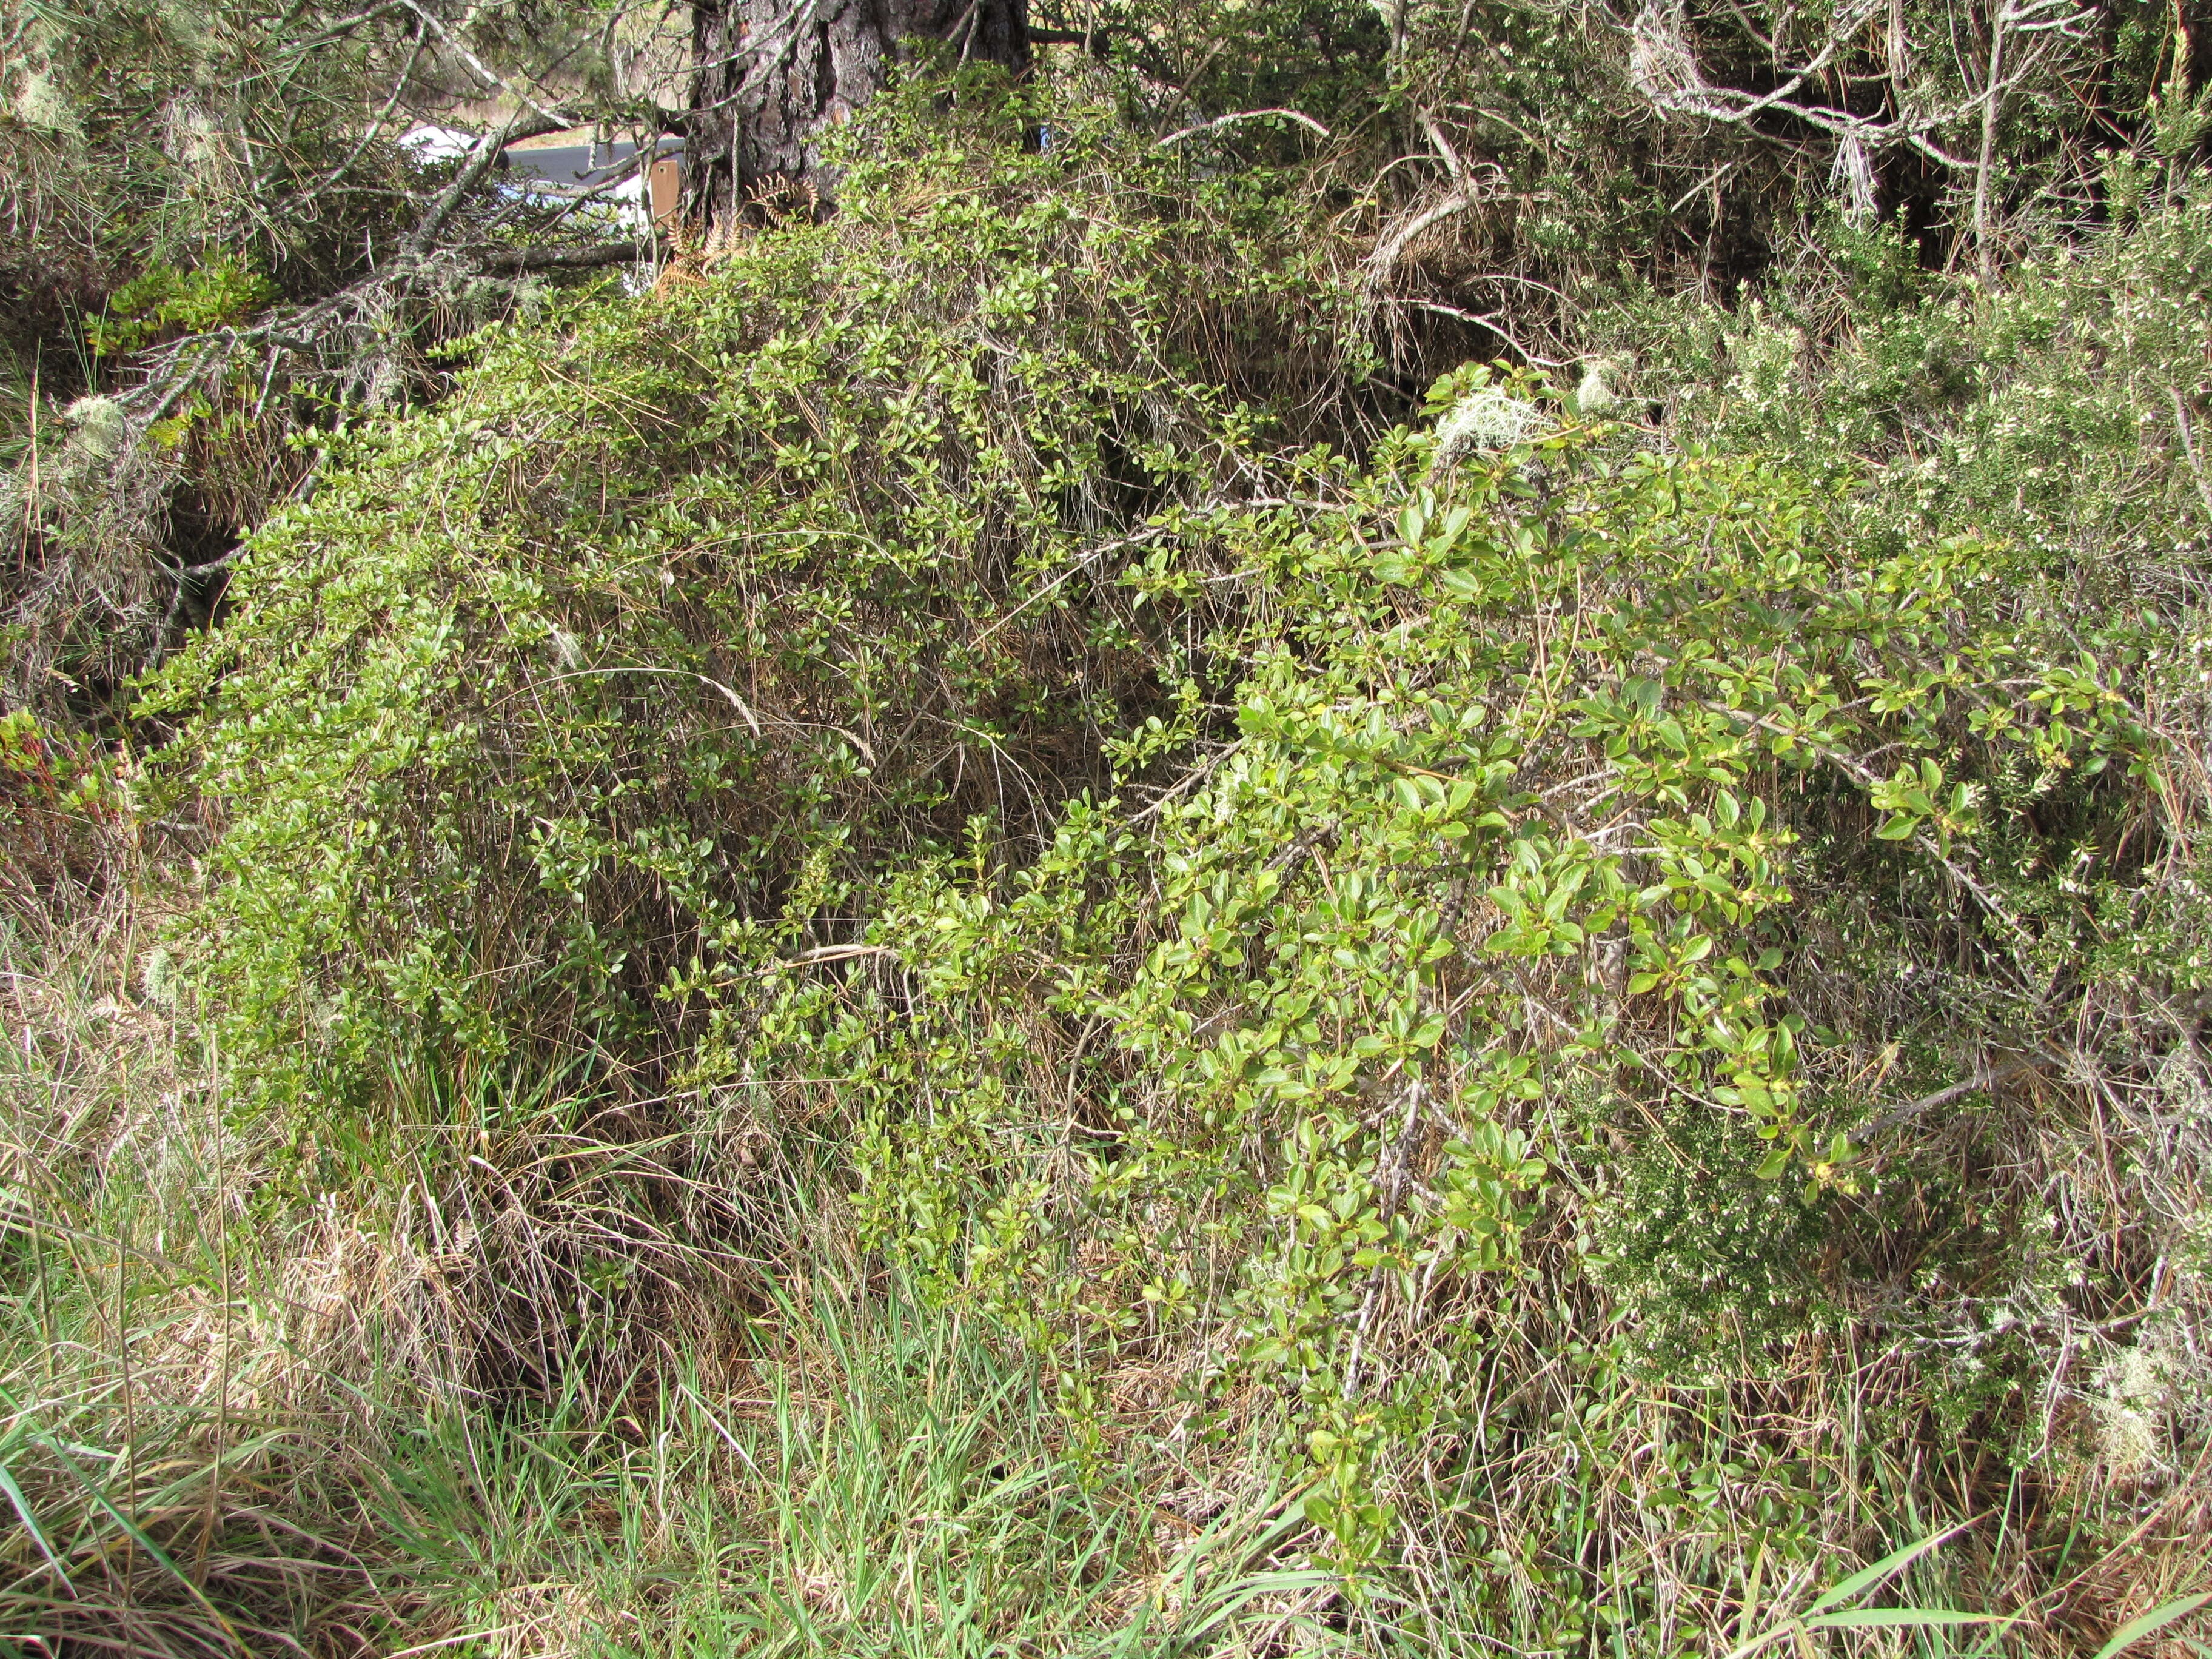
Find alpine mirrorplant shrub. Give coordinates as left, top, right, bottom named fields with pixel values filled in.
left=111, top=74, right=2212, bottom=1650
left=800, top=355, right=2205, bottom=1583
left=148, top=78, right=1364, bottom=1121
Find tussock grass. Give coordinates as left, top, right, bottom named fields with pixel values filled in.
left=0, top=918, right=1339, bottom=1656
left=0, top=903, right=377, bottom=1654
left=2, top=913, right=2207, bottom=1652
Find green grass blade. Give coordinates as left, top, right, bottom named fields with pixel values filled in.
left=1805, top=1521, right=1974, bottom=1616
left=1807, top=1609, right=2007, bottom=1631
left=0, top=1458, right=67, bottom=1584
left=2091, top=1593, right=2212, bottom=1659
left=33, top=1433, right=239, bottom=1643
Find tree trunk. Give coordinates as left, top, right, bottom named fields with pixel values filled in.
left=686, top=0, right=1030, bottom=225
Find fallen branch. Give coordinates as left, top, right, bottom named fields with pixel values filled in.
left=1859, top=1053, right=2052, bottom=1138
left=1156, top=108, right=1332, bottom=148
left=1367, top=193, right=1475, bottom=274
left=473, top=240, right=656, bottom=272
left=762, top=943, right=900, bottom=974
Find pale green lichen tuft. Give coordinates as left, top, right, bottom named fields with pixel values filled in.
left=62, top=395, right=129, bottom=463
left=1433, top=385, right=1541, bottom=461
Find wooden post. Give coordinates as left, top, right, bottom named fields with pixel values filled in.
left=649, top=155, right=682, bottom=228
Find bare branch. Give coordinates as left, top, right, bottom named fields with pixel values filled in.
left=1860, top=1053, right=2053, bottom=1138
left=472, top=239, right=657, bottom=270
left=1156, top=108, right=1333, bottom=147
left=396, top=0, right=578, bottom=130
left=404, top=109, right=571, bottom=258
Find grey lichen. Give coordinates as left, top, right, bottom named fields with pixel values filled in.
left=1433, top=384, right=1543, bottom=463
left=12, top=68, right=80, bottom=135
left=1572, top=357, right=1622, bottom=417
left=61, top=395, right=130, bottom=465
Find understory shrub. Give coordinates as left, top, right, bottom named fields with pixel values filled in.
left=150, top=79, right=1359, bottom=1119
left=95, top=84, right=2212, bottom=1655
left=829, top=364, right=2208, bottom=1587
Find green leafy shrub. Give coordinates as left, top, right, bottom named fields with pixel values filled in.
left=0, top=706, right=132, bottom=914
left=85, top=258, right=276, bottom=357
left=118, top=76, right=2212, bottom=1647
left=813, top=344, right=2204, bottom=1571
left=150, top=79, right=1359, bottom=1118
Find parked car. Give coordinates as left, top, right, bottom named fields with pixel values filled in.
left=501, top=135, right=685, bottom=230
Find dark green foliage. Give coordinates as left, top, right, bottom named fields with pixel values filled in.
left=1584, top=1105, right=1840, bottom=1373
left=2, top=0, right=401, bottom=359
left=1050, top=0, right=1390, bottom=141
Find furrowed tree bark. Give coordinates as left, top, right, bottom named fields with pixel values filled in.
left=686, top=0, right=1030, bottom=226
